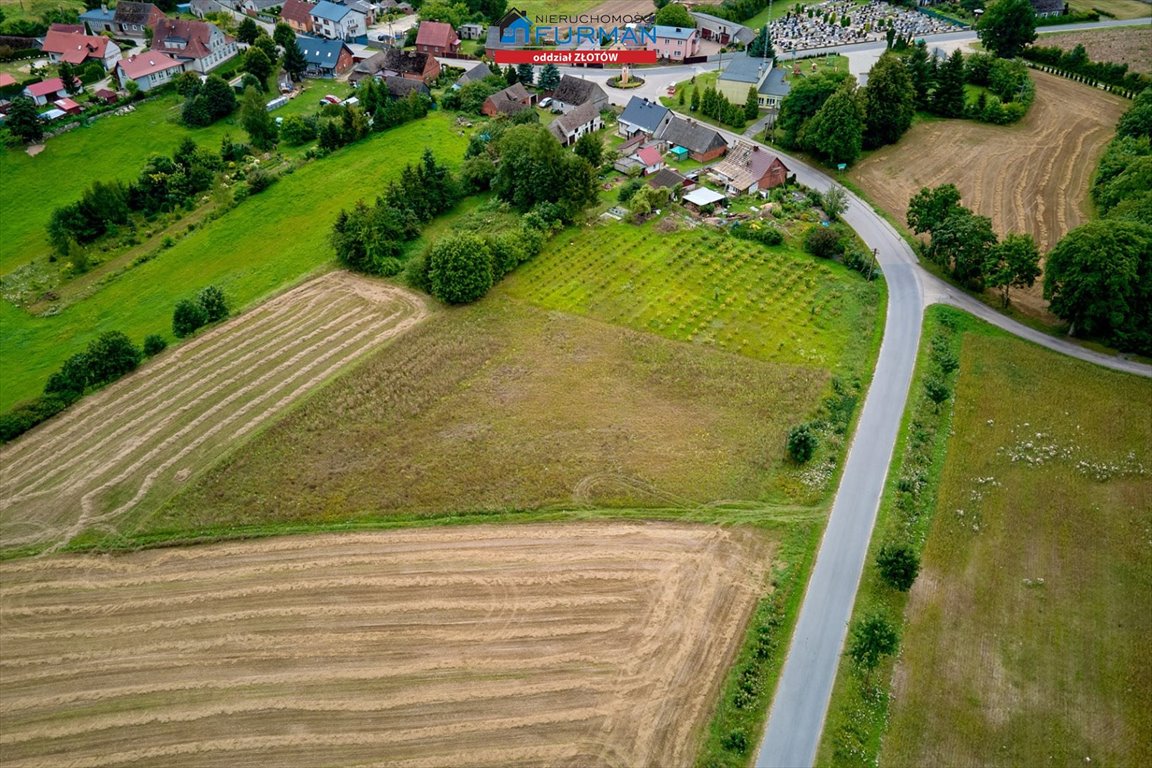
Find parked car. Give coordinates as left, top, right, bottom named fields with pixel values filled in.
left=320, top=94, right=342, bottom=105
left=538, top=97, right=552, bottom=108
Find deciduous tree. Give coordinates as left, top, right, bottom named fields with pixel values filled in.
left=6, top=97, right=43, bottom=144
left=428, top=233, right=493, bottom=304
left=653, top=3, right=694, bottom=28
left=977, top=0, right=1037, bottom=59
left=863, top=53, right=915, bottom=148
left=801, top=80, right=865, bottom=165
left=849, top=614, right=899, bottom=672
left=984, top=232, right=1041, bottom=307
left=240, top=86, right=278, bottom=150
left=237, top=17, right=260, bottom=44
left=907, top=184, right=962, bottom=234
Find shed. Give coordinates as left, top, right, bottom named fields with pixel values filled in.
left=683, top=187, right=726, bottom=211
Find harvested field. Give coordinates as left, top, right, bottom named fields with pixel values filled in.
left=1038, top=26, right=1152, bottom=74
left=0, top=272, right=427, bottom=553
left=851, top=71, right=1127, bottom=315
left=0, top=522, right=773, bottom=767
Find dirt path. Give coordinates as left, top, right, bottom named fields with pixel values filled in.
left=0, top=522, right=773, bottom=768
left=0, top=272, right=428, bottom=553
left=851, top=71, right=1127, bottom=319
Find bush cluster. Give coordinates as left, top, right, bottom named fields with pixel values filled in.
left=173, top=285, right=230, bottom=338
left=1023, top=43, right=1149, bottom=95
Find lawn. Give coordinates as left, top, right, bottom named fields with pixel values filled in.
left=0, top=81, right=354, bottom=275
left=817, top=306, right=1152, bottom=767
left=501, top=218, right=883, bottom=376
left=0, top=112, right=466, bottom=412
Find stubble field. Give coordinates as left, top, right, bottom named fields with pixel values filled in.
left=0, top=272, right=427, bottom=554
left=1037, top=26, right=1152, bottom=74
left=0, top=522, right=773, bottom=767
left=851, top=72, right=1127, bottom=314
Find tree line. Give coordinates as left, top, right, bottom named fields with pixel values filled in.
left=1022, top=43, right=1150, bottom=96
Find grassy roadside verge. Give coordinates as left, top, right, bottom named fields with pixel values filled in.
left=814, top=305, right=965, bottom=767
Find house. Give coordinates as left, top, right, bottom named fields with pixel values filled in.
left=654, top=116, right=728, bottom=162
left=459, top=22, right=485, bottom=40
left=717, top=55, right=789, bottom=111
left=616, top=131, right=646, bottom=158
left=454, top=61, right=494, bottom=88
left=482, top=82, right=535, bottom=116
left=617, top=95, right=672, bottom=138
left=646, top=167, right=689, bottom=199
left=79, top=6, right=117, bottom=35
left=708, top=142, right=789, bottom=196
left=548, top=99, right=603, bottom=146
left=116, top=52, right=185, bottom=92
left=549, top=74, right=608, bottom=114
left=1031, top=0, right=1065, bottom=16
left=297, top=35, right=354, bottom=76
left=348, top=0, right=377, bottom=25
left=382, top=74, right=430, bottom=98
left=650, top=25, right=699, bottom=61
left=23, top=78, right=69, bottom=105
left=415, top=21, right=459, bottom=56
left=48, top=23, right=85, bottom=34
left=280, top=0, right=314, bottom=33
left=53, top=97, right=83, bottom=115
left=309, top=0, right=367, bottom=41
left=111, top=2, right=166, bottom=39
left=151, top=19, right=238, bottom=74
left=690, top=12, right=755, bottom=46
left=682, top=186, right=726, bottom=212
left=41, top=27, right=122, bottom=70
left=633, top=144, right=665, bottom=175
left=375, top=48, right=439, bottom=83
left=242, top=0, right=283, bottom=16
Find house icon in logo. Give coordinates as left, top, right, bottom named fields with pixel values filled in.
left=498, top=8, right=532, bottom=45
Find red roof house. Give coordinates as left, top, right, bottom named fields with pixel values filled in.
left=41, top=28, right=122, bottom=69
left=634, top=145, right=665, bottom=175
left=117, top=52, right=185, bottom=92
left=23, top=78, right=68, bottom=105
left=280, top=0, right=314, bottom=33
left=415, top=21, right=459, bottom=56
left=151, top=18, right=239, bottom=74
left=0, top=73, right=16, bottom=88
left=53, top=97, right=83, bottom=114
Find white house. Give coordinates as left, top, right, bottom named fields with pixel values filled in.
left=309, top=1, right=367, bottom=41
left=117, top=52, right=185, bottom=92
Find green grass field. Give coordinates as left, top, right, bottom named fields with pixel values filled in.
left=817, top=307, right=1152, bottom=767
left=0, top=82, right=353, bottom=275
left=0, top=0, right=83, bottom=23
left=501, top=219, right=882, bottom=375
left=0, top=112, right=465, bottom=412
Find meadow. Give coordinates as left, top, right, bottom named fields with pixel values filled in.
left=0, top=111, right=465, bottom=413
left=0, top=0, right=82, bottom=24
left=817, top=307, right=1152, bottom=767
left=0, top=81, right=354, bottom=275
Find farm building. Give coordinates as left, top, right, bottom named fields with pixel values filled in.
left=691, top=12, right=756, bottom=46
left=717, top=55, right=785, bottom=110
left=548, top=99, right=603, bottom=146
left=111, top=1, right=166, bottom=39
left=647, top=167, right=690, bottom=199
left=618, top=96, right=673, bottom=138
left=151, top=18, right=239, bottom=74
left=374, top=48, right=440, bottom=83
left=415, top=21, right=460, bottom=56
left=683, top=187, right=726, bottom=212
left=298, top=36, right=355, bottom=77
left=53, top=97, right=83, bottom=115
left=482, top=82, right=535, bottom=116
left=708, top=142, right=789, bottom=196
left=632, top=145, right=665, bottom=176
left=454, top=62, right=495, bottom=88
left=459, top=22, right=486, bottom=40
left=381, top=75, right=430, bottom=99
left=1030, top=0, right=1065, bottom=16
left=654, top=116, right=728, bottom=162
left=23, top=78, right=69, bottom=106
left=549, top=74, right=609, bottom=114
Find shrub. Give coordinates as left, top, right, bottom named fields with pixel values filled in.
left=848, top=613, right=899, bottom=671
left=427, top=233, right=493, bottom=305
left=173, top=298, right=208, bottom=338
left=730, top=221, right=784, bottom=246
left=245, top=168, right=275, bottom=194
left=876, top=542, right=921, bottom=591
left=787, top=423, right=818, bottom=463
left=617, top=177, right=644, bottom=204
left=142, top=334, right=168, bottom=356
left=924, top=372, right=951, bottom=407
left=804, top=225, right=847, bottom=259
left=197, top=285, right=230, bottom=323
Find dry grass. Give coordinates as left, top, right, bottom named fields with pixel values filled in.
left=1037, top=26, right=1152, bottom=74
left=881, top=330, right=1152, bottom=767
left=0, top=522, right=773, bottom=767
left=1066, top=0, right=1152, bottom=21
left=851, top=71, right=1128, bottom=320
left=149, top=298, right=830, bottom=537
left=0, top=273, right=428, bottom=554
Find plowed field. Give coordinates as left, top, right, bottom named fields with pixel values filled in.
left=0, top=523, right=773, bottom=767
left=0, top=272, right=427, bottom=553
left=851, top=72, right=1128, bottom=315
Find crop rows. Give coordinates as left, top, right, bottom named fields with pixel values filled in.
left=504, top=225, right=870, bottom=367
left=0, top=523, right=772, bottom=768
left=0, top=272, right=427, bottom=552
